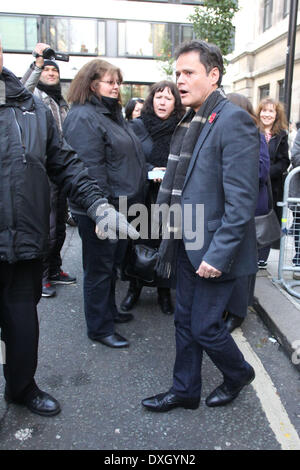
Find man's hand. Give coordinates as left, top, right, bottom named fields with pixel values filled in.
left=196, top=261, right=222, bottom=279
left=33, top=43, right=51, bottom=68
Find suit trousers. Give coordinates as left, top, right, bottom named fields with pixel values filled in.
left=171, top=242, right=250, bottom=399
left=77, top=214, right=128, bottom=339
left=0, top=260, right=42, bottom=401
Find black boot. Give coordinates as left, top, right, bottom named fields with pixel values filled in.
left=120, top=279, right=142, bottom=312
left=157, top=288, right=174, bottom=315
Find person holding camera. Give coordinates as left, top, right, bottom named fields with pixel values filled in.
left=21, top=43, right=76, bottom=298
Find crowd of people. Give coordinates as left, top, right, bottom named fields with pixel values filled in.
left=0, top=36, right=299, bottom=418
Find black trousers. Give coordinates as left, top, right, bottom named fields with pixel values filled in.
left=43, top=183, right=67, bottom=283
left=0, top=260, right=42, bottom=400
left=77, top=214, right=128, bottom=338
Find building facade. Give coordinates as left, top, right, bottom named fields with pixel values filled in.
left=228, top=0, right=300, bottom=123
left=0, top=0, right=200, bottom=102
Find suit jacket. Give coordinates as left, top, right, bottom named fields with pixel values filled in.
left=181, top=100, right=260, bottom=280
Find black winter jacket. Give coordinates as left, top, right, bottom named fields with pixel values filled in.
left=0, top=67, right=104, bottom=263
left=268, top=130, right=290, bottom=207
left=63, top=96, right=147, bottom=213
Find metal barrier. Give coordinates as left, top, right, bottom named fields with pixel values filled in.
left=277, top=166, right=300, bottom=298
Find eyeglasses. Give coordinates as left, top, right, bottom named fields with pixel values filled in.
left=99, top=80, right=122, bottom=87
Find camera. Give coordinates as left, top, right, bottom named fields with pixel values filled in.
left=33, top=47, right=69, bottom=62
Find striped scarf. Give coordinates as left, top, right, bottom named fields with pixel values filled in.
left=155, top=88, right=227, bottom=278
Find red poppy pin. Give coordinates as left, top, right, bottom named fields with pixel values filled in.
left=208, top=112, right=217, bottom=124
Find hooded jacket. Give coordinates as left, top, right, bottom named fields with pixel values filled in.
left=0, top=67, right=103, bottom=263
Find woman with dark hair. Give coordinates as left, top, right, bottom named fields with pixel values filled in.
left=121, top=80, right=185, bottom=315
left=256, top=97, right=290, bottom=267
left=125, top=98, right=144, bottom=120
left=223, top=93, right=270, bottom=332
left=63, top=59, right=146, bottom=348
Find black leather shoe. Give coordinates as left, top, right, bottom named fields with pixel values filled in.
left=142, top=391, right=200, bottom=412
left=89, top=333, right=129, bottom=348
left=205, top=366, right=255, bottom=407
left=225, top=313, right=244, bottom=333
left=5, top=388, right=61, bottom=417
left=114, top=312, right=134, bottom=323
left=157, top=289, right=174, bottom=315
left=120, top=285, right=142, bottom=312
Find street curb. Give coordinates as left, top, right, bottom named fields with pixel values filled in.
left=253, top=274, right=300, bottom=373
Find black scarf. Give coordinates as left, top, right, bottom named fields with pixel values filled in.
left=101, top=96, right=123, bottom=124
left=37, top=81, right=62, bottom=105
left=141, top=111, right=180, bottom=167
left=154, top=88, right=227, bottom=279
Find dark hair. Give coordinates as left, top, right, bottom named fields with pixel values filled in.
left=125, top=98, right=145, bottom=120
left=67, top=59, right=123, bottom=105
left=141, top=80, right=185, bottom=120
left=175, top=40, right=224, bottom=87
left=227, top=93, right=258, bottom=126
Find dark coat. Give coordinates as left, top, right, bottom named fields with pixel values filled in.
left=130, top=118, right=154, bottom=169
left=182, top=100, right=260, bottom=280
left=0, top=67, right=103, bottom=264
left=255, top=133, right=270, bottom=216
left=63, top=96, right=147, bottom=212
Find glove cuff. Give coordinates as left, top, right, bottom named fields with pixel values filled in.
left=86, top=198, right=109, bottom=222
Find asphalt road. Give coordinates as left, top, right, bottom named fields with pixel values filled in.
left=0, top=226, right=300, bottom=452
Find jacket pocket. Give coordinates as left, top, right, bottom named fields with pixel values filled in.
left=11, top=159, right=50, bottom=238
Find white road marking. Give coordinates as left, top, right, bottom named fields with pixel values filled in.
left=233, top=329, right=300, bottom=450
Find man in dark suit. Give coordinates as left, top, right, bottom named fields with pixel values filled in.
left=142, top=40, right=260, bottom=412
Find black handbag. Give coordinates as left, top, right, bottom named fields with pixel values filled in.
left=124, top=243, right=159, bottom=284
left=255, top=176, right=282, bottom=249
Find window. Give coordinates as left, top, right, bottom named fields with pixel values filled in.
left=0, top=15, right=38, bottom=51
left=283, top=0, right=290, bottom=17
left=47, top=17, right=105, bottom=55
left=118, top=21, right=194, bottom=57
left=121, top=83, right=151, bottom=106
left=263, top=0, right=273, bottom=31
left=118, top=21, right=166, bottom=57
left=278, top=79, right=285, bottom=102
left=259, top=84, right=270, bottom=100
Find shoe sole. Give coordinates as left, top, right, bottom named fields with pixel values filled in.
left=143, top=401, right=199, bottom=412
left=42, top=293, right=56, bottom=297
left=27, top=405, right=61, bottom=417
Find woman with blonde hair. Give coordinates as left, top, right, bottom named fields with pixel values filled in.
left=256, top=97, right=289, bottom=267
left=63, top=59, right=146, bottom=348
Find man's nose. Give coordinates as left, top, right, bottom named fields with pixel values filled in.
left=176, top=73, right=184, bottom=84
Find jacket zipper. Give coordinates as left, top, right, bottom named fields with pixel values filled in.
left=12, top=108, right=27, bottom=163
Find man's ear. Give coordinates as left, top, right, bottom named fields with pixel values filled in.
left=210, top=67, right=220, bottom=87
